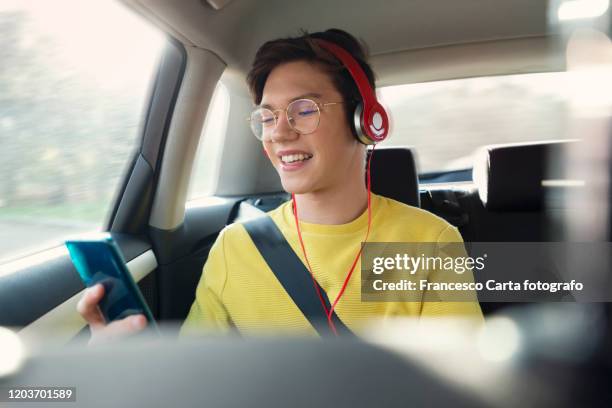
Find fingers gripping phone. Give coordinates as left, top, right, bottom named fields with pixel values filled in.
left=65, top=234, right=157, bottom=330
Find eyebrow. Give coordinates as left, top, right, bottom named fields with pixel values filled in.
left=260, top=93, right=322, bottom=109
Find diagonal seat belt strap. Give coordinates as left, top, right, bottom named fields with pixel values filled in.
left=243, top=216, right=355, bottom=337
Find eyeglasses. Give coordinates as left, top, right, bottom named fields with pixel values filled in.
left=248, top=98, right=343, bottom=141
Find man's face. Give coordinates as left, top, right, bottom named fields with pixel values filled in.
left=260, top=60, right=364, bottom=194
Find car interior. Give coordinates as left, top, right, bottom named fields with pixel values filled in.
left=0, top=0, right=610, bottom=405
left=2, top=0, right=596, bottom=331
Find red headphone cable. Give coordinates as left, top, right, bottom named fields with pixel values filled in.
left=292, top=145, right=376, bottom=335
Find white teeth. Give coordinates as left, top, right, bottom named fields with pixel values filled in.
left=281, top=153, right=312, bottom=163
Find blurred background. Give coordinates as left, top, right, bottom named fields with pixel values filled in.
left=0, top=0, right=163, bottom=263
left=0, top=0, right=610, bottom=406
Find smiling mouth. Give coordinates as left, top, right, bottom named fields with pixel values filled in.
left=280, top=153, right=313, bottom=164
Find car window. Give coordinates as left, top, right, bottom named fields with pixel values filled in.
left=378, top=72, right=577, bottom=175
left=0, top=0, right=163, bottom=264
left=188, top=82, right=230, bottom=201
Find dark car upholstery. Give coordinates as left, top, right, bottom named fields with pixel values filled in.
left=426, top=141, right=577, bottom=314
left=463, top=140, right=575, bottom=242
left=369, top=147, right=420, bottom=207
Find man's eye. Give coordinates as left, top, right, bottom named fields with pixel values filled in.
left=260, top=117, right=275, bottom=125
left=297, top=109, right=317, bottom=117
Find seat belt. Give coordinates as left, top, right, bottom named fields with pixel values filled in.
left=243, top=216, right=355, bottom=337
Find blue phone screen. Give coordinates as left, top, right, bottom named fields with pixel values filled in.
left=66, top=237, right=156, bottom=325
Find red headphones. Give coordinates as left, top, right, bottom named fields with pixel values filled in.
left=314, top=39, right=390, bottom=145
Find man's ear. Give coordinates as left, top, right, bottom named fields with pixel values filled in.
left=262, top=148, right=269, bottom=157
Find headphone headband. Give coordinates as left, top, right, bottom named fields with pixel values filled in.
left=314, top=39, right=389, bottom=144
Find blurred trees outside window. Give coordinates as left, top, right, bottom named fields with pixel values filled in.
left=0, top=0, right=163, bottom=263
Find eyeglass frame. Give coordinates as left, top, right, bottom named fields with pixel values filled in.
left=246, top=98, right=344, bottom=140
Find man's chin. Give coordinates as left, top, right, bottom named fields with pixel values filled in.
left=280, top=179, right=313, bottom=195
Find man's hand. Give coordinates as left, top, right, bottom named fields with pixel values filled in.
left=76, top=283, right=147, bottom=345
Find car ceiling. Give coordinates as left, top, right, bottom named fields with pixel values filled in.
left=122, top=0, right=561, bottom=85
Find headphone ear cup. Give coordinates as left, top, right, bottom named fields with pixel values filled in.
left=352, top=102, right=375, bottom=145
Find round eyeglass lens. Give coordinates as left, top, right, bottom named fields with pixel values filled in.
left=250, top=108, right=275, bottom=140
left=287, top=99, right=320, bottom=134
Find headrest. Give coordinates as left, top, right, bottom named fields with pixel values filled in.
left=473, top=141, right=573, bottom=211
left=368, top=147, right=420, bottom=207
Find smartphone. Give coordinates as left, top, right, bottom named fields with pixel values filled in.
left=65, top=233, right=157, bottom=330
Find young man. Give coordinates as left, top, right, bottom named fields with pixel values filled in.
left=78, top=29, right=483, bottom=342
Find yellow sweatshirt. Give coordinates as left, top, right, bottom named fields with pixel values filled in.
left=181, top=193, right=483, bottom=336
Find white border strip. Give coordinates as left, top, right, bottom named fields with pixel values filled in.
left=0, top=246, right=68, bottom=278
left=542, top=179, right=585, bottom=187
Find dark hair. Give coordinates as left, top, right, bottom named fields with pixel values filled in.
left=246, top=28, right=375, bottom=126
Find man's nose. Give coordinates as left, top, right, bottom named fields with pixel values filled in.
left=269, top=111, right=298, bottom=142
